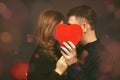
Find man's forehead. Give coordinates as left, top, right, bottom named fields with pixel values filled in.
left=68, top=16, right=88, bottom=25
left=68, top=16, right=78, bottom=24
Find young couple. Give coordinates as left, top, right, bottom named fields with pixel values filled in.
left=27, top=5, right=114, bottom=80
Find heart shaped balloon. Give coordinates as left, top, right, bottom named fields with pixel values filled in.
left=55, top=24, right=82, bottom=46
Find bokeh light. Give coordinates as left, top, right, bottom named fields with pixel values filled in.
left=0, top=32, right=12, bottom=43
left=2, top=9, right=12, bottom=20
left=26, top=34, right=33, bottom=43
left=115, top=9, right=120, bottom=19
left=0, top=2, right=7, bottom=14
left=34, top=53, right=40, bottom=59
left=106, top=4, right=116, bottom=13
left=103, top=34, right=110, bottom=39
left=103, top=38, right=120, bottom=76
left=9, top=62, right=28, bottom=80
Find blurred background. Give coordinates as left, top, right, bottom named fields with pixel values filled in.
left=0, top=0, right=120, bottom=80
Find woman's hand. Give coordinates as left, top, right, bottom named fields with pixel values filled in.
left=55, top=56, right=68, bottom=75
left=60, top=41, right=77, bottom=66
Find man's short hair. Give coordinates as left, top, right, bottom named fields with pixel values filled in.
left=67, top=5, right=97, bottom=29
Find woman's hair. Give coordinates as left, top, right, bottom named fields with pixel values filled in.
left=35, top=10, right=64, bottom=60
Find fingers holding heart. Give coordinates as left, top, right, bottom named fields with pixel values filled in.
left=61, top=41, right=76, bottom=55
left=60, top=41, right=77, bottom=65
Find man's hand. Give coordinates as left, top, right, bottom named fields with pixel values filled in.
left=60, top=41, right=77, bottom=66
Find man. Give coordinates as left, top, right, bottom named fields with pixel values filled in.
left=60, top=5, right=114, bottom=80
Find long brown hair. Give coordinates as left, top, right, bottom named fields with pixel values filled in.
left=35, top=10, right=64, bottom=60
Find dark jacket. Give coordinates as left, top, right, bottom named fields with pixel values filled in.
left=27, top=40, right=114, bottom=80
left=67, top=39, right=114, bottom=80
left=27, top=42, right=66, bottom=80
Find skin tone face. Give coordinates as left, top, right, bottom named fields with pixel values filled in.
left=68, top=16, right=85, bottom=33
left=68, top=16, right=86, bottom=44
left=68, top=16, right=79, bottom=25
left=68, top=16, right=97, bottom=45
left=68, top=15, right=89, bottom=31
left=60, top=20, right=64, bottom=24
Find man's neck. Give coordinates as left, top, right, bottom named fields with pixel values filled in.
left=81, top=31, right=97, bottom=46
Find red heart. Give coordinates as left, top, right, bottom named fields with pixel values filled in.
left=54, top=24, right=82, bottom=46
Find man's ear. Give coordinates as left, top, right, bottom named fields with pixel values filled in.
left=81, top=22, right=89, bottom=33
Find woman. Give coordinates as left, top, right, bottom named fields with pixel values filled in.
left=27, top=10, right=68, bottom=80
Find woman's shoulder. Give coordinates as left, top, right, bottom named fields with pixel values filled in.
left=32, top=45, right=47, bottom=59
left=28, top=46, right=56, bottom=74
left=31, top=45, right=55, bottom=62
